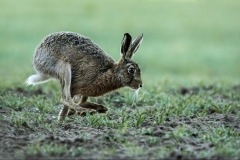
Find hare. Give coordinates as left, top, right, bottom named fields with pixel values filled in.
left=26, top=32, right=143, bottom=121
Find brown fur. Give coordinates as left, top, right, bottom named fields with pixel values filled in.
left=26, top=32, right=143, bottom=121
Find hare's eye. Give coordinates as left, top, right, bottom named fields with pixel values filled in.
left=128, top=66, right=135, bottom=74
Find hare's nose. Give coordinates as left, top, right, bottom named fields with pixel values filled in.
left=140, top=83, right=143, bottom=88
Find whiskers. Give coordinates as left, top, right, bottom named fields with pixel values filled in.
left=132, top=88, right=140, bottom=107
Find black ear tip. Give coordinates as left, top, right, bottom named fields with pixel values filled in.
left=124, top=33, right=131, bottom=37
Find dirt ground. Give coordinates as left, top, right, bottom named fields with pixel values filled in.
left=0, top=87, right=240, bottom=160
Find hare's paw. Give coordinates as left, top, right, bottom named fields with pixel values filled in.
left=75, top=108, right=97, bottom=116
left=60, top=98, right=97, bottom=117
left=94, top=104, right=108, bottom=113
left=67, top=108, right=97, bottom=117
left=81, top=102, right=108, bottom=113
left=58, top=105, right=70, bottom=122
left=60, top=98, right=80, bottom=110
left=67, top=108, right=76, bottom=116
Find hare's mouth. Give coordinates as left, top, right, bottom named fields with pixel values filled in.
left=130, top=83, right=142, bottom=90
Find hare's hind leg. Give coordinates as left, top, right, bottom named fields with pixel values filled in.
left=57, top=62, right=96, bottom=120
left=57, top=61, right=77, bottom=121
left=57, top=61, right=76, bottom=107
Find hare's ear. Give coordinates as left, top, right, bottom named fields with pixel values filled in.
left=121, top=33, right=132, bottom=59
left=128, top=33, right=143, bottom=58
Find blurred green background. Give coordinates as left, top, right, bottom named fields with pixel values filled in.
left=0, top=0, right=239, bottom=87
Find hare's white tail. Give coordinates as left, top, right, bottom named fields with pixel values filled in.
left=26, top=73, right=50, bottom=85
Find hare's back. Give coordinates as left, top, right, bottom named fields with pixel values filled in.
left=36, top=31, right=115, bottom=66
left=39, top=32, right=104, bottom=56
left=35, top=32, right=115, bottom=79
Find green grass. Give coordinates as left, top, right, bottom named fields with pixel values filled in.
left=0, top=0, right=240, bottom=159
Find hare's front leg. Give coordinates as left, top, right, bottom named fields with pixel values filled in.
left=66, top=95, right=108, bottom=117
left=57, top=62, right=96, bottom=121
left=79, top=96, right=108, bottom=113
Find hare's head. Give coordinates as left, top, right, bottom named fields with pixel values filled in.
left=116, top=33, right=143, bottom=90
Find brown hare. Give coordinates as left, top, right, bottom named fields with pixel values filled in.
left=26, top=32, right=143, bottom=121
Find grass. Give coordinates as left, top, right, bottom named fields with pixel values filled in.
left=0, top=0, right=240, bottom=159
left=2, top=83, right=239, bottom=159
